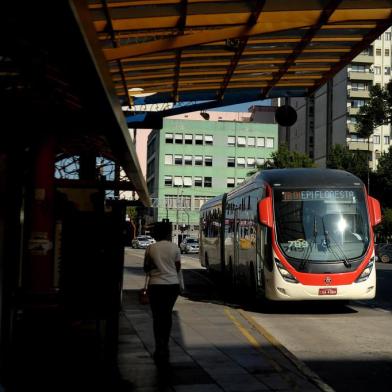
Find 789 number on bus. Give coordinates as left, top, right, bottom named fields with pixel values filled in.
left=287, top=239, right=309, bottom=252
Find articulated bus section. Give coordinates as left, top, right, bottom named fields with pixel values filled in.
left=200, top=169, right=381, bottom=301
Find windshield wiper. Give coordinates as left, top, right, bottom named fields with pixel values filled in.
left=299, top=216, right=317, bottom=270
left=322, top=218, right=351, bottom=268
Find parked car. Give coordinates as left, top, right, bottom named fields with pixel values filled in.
left=375, top=243, right=392, bottom=263
left=180, top=238, right=199, bottom=254
left=131, top=235, right=155, bottom=249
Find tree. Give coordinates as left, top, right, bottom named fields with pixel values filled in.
left=375, top=208, right=392, bottom=243
left=260, top=144, right=314, bottom=170
left=372, top=146, right=392, bottom=209
left=326, top=144, right=368, bottom=182
left=356, top=83, right=391, bottom=191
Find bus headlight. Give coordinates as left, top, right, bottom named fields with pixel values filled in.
left=275, top=259, right=298, bottom=283
left=355, top=258, right=374, bottom=283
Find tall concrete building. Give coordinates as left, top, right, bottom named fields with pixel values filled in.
left=146, top=111, right=278, bottom=242
left=281, top=28, right=392, bottom=169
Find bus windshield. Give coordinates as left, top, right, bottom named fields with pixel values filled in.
left=273, top=189, right=370, bottom=262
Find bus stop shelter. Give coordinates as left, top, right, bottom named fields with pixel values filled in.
left=1, top=0, right=391, bottom=388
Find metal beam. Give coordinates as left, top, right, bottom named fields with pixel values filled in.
left=69, top=0, right=151, bottom=206
left=103, top=9, right=391, bottom=60
left=261, top=0, right=343, bottom=99
left=217, top=0, right=266, bottom=100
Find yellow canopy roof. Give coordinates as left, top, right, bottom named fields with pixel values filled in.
left=86, top=0, right=392, bottom=109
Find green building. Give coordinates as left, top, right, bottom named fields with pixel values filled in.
left=146, top=115, right=278, bottom=242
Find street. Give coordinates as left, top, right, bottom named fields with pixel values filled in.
left=124, top=248, right=392, bottom=391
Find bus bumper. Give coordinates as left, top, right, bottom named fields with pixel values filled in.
left=265, top=265, right=376, bottom=301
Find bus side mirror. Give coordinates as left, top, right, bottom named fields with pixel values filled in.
left=258, top=197, right=273, bottom=228
left=368, top=196, right=381, bottom=226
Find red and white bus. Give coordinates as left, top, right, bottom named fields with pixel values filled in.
left=200, top=169, right=381, bottom=301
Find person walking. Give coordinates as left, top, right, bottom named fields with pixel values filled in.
left=143, top=222, right=181, bottom=365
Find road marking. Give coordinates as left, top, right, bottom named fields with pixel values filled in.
left=238, top=309, right=335, bottom=392
left=224, top=307, right=300, bottom=391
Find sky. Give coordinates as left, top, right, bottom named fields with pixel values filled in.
left=211, top=99, right=271, bottom=112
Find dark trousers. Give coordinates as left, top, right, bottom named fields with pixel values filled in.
left=148, top=284, right=180, bottom=356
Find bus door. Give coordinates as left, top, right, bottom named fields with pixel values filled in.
left=233, top=208, right=240, bottom=287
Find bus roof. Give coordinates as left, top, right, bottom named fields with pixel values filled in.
left=199, top=193, right=226, bottom=212
left=254, top=168, right=364, bottom=188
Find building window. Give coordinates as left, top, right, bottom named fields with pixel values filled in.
left=237, top=157, right=246, bottom=168
left=351, top=99, right=365, bottom=108
left=376, top=48, right=382, bottom=56
left=373, top=135, right=380, bottom=144
left=247, top=158, right=255, bottom=168
left=386, top=32, right=392, bottom=40
left=205, top=135, right=213, bottom=145
left=227, top=136, right=236, bottom=146
left=174, top=155, right=183, bottom=165
left=256, top=158, right=265, bottom=166
left=227, top=157, right=235, bottom=167
left=384, top=136, right=390, bottom=144
left=195, top=134, right=203, bottom=145
left=351, top=64, right=367, bottom=72
left=183, top=177, right=192, bottom=187
left=386, top=49, right=390, bottom=56
left=247, top=137, right=255, bottom=147
left=385, top=67, right=391, bottom=75
left=164, top=154, right=173, bottom=165
left=165, top=133, right=173, bottom=143
left=194, top=155, right=203, bottom=166
left=227, top=178, right=235, bottom=188
left=174, top=176, right=183, bottom=186
left=175, top=134, right=183, bottom=144
left=204, top=177, right=212, bottom=187
left=164, top=176, right=173, bottom=186
left=193, top=225, right=199, bottom=231
left=205, top=156, right=213, bottom=166
left=266, top=137, right=274, bottom=148
left=257, top=137, right=265, bottom=147
left=237, top=178, right=245, bottom=185
left=194, top=196, right=210, bottom=208
left=351, top=82, right=367, bottom=91
left=237, top=136, right=246, bottom=147
left=194, top=177, right=203, bottom=187
left=184, top=155, right=192, bottom=165
left=374, top=66, right=381, bottom=75
left=184, top=134, right=193, bottom=144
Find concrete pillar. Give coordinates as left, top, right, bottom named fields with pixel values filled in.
left=28, top=137, right=56, bottom=292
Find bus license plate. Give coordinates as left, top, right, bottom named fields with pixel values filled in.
left=319, top=288, right=337, bottom=295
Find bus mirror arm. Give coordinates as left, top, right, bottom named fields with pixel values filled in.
left=367, top=196, right=381, bottom=227
left=258, top=197, right=273, bottom=228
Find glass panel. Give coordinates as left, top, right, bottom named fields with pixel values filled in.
left=237, top=136, right=246, bottom=146
left=257, top=137, right=265, bottom=147
left=164, top=154, right=173, bottom=165
left=184, top=155, right=192, bottom=165
left=274, top=189, right=370, bottom=262
left=266, top=137, right=274, bottom=148
left=174, top=176, right=183, bottom=186
left=183, top=177, right=192, bottom=186
left=227, top=136, right=235, bottom=146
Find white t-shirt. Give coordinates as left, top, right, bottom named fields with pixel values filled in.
left=145, top=240, right=181, bottom=285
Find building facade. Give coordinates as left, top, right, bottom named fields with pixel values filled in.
left=146, top=112, right=278, bottom=242
left=281, top=28, right=392, bottom=169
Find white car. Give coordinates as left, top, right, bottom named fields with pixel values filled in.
left=180, top=238, right=199, bottom=254
left=132, top=235, right=155, bottom=249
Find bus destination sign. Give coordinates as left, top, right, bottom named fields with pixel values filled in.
left=282, top=190, right=355, bottom=202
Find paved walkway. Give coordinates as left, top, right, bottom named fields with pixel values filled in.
left=118, top=249, right=331, bottom=392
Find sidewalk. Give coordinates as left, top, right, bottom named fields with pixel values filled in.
left=119, top=249, right=330, bottom=392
